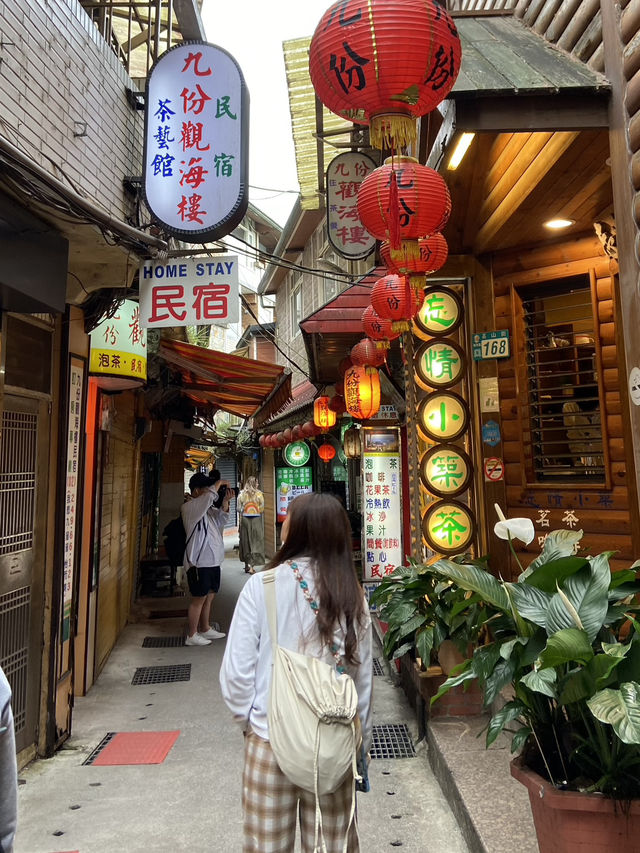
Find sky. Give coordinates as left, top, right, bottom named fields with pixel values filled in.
left=200, top=1, right=332, bottom=227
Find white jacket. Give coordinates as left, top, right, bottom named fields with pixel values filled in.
left=181, top=488, right=229, bottom=568
left=0, top=666, right=17, bottom=853
left=219, top=558, right=373, bottom=753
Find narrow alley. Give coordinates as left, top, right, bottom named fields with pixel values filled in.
left=14, top=539, right=470, bottom=853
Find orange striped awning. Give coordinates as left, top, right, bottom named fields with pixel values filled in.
left=159, top=339, right=291, bottom=420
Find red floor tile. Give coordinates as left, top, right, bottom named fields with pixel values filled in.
left=91, top=730, right=180, bottom=766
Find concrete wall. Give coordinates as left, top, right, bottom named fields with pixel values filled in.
left=1, top=0, right=142, bottom=217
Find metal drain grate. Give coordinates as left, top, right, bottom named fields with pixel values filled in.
left=131, top=664, right=191, bottom=685
left=83, top=732, right=117, bottom=765
left=149, top=608, right=187, bottom=619
left=142, top=636, right=185, bottom=648
left=372, top=658, right=384, bottom=676
left=370, top=724, right=416, bottom=759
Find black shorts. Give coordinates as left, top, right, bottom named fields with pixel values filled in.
left=186, top=565, right=221, bottom=597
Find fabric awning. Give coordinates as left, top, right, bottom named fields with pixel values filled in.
left=255, top=379, right=318, bottom=429
left=158, top=338, right=291, bottom=420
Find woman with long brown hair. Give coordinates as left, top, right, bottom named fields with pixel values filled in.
left=220, top=492, right=372, bottom=853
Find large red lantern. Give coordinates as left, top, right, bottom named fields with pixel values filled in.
left=309, top=0, right=461, bottom=151
left=318, top=442, right=336, bottom=463
left=276, top=432, right=286, bottom=447
left=362, top=305, right=400, bottom=350
left=381, top=233, right=449, bottom=292
left=291, top=425, right=303, bottom=441
left=282, top=428, right=293, bottom=444
left=351, top=338, right=387, bottom=372
left=357, top=158, right=451, bottom=249
left=314, top=396, right=337, bottom=432
left=344, top=366, right=381, bottom=420
left=371, top=274, right=421, bottom=332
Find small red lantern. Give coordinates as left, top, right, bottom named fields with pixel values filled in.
left=338, top=356, right=353, bottom=377
left=309, top=0, right=461, bottom=151
left=381, top=233, right=449, bottom=292
left=371, top=274, right=421, bottom=333
left=291, top=425, right=303, bottom=441
left=314, top=396, right=337, bottom=432
left=350, top=338, right=387, bottom=372
left=344, top=366, right=381, bottom=420
left=302, top=421, right=316, bottom=438
left=258, top=435, right=266, bottom=448
left=334, top=378, right=344, bottom=397
left=362, top=305, right=400, bottom=350
left=357, top=158, right=451, bottom=249
left=276, top=432, right=285, bottom=447
left=329, top=395, right=346, bottom=415
left=318, top=442, right=336, bottom=463
left=283, top=428, right=293, bottom=445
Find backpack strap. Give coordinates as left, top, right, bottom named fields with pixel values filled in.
left=261, top=569, right=278, bottom=651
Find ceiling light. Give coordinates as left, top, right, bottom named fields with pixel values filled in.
left=544, top=218, right=575, bottom=230
left=447, top=133, right=475, bottom=170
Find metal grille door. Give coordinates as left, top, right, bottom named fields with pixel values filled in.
left=0, top=411, right=37, bottom=555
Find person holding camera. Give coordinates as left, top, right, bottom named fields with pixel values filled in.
left=182, top=470, right=231, bottom=646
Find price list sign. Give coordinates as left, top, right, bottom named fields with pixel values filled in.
left=362, top=429, right=403, bottom=581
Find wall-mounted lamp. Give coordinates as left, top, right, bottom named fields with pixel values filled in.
left=544, top=218, right=575, bottom=230
left=447, top=132, right=475, bottom=171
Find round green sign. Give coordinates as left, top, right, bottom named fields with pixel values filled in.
left=284, top=441, right=311, bottom=467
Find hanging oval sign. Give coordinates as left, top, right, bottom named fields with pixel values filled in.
left=326, top=152, right=377, bottom=261
left=414, top=286, right=463, bottom=337
left=418, top=391, right=469, bottom=442
left=420, top=444, right=473, bottom=499
left=415, top=339, right=466, bottom=390
left=422, top=499, right=476, bottom=555
left=283, top=441, right=311, bottom=467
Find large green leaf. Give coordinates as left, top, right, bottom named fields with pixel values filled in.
left=432, top=560, right=510, bottom=612
left=415, top=626, right=434, bottom=664
left=483, top=657, right=517, bottom=706
left=397, top=613, right=427, bottom=640
left=521, top=529, right=584, bottom=577
left=524, top=556, right=589, bottom=593
left=546, top=555, right=611, bottom=641
left=506, top=583, right=551, bottom=629
left=486, top=700, right=526, bottom=747
left=618, top=636, right=640, bottom=683
left=521, top=668, right=557, bottom=698
left=559, top=653, right=624, bottom=705
left=510, top=726, right=532, bottom=754
left=471, top=643, right=502, bottom=682
left=537, top=628, right=594, bottom=668
left=430, top=666, right=476, bottom=705
left=587, top=682, right=640, bottom=744
left=390, top=641, right=414, bottom=661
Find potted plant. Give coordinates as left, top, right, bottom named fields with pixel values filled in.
left=369, top=560, right=487, bottom=716
left=431, top=522, right=640, bottom=853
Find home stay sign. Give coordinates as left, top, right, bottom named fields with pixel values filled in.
left=143, top=41, right=249, bottom=242
left=139, top=256, right=239, bottom=328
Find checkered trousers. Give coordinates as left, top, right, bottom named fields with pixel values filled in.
left=242, top=729, right=360, bottom=853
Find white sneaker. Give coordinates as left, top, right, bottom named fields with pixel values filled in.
left=199, top=627, right=226, bottom=640
left=185, top=633, right=211, bottom=646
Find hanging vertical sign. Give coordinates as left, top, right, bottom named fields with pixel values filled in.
left=62, top=358, right=84, bottom=641
left=361, top=428, right=403, bottom=581
left=143, top=41, right=249, bottom=242
left=89, top=300, right=147, bottom=384
left=326, top=152, right=377, bottom=260
left=276, top=467, right=313, bottom=522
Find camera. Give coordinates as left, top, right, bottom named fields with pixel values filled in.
left=214, top=483, right=239, bottom=505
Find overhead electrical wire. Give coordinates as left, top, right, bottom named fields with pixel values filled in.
left=239, top=294, right=312, bottom=382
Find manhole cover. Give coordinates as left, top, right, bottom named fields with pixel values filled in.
left=142, top=636, right=185, bottom=648
left=372, top=658, right=384, bottom=676
left=83, top=732, right=116, bottom=765
left=131, top=664, right=191, bottom=685
left=370, top=724, right=416, bottom=759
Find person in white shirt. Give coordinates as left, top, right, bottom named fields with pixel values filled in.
left=220, top=492, right=373, bottom=852
left=0, top=665, right=17, bottom=853
left=181, top=471, right=230, bottom=646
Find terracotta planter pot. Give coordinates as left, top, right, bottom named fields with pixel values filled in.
left=413, top=662, right=484, bottom=718
left=511, top=755, right=640, bottom=853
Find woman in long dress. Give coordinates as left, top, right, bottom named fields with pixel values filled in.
left=237, top=476, right=265, bottom=574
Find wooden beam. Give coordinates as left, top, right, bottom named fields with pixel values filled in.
left=426, top=101, right=457, bottom=171
left=456, top=93, right=610, bottom=132
left=474, top=131, right=579, bottom=253
left=601, top=0, right=640, bottom=552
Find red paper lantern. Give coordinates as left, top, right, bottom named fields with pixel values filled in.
left=292, top=425, right=303, bottom=441
left=282, top=428, right=293, bottom=444
left=344, top=366, right=381, bottom=420
left=276, top=432, right=286, bottom=447
left=258, top=435, right=266, bottom=448
left=314, top=396, right=337, bottom=432
left=318, top=442, right=336, bottom=463
left=357, top=158, right=451, bottom=249
left=371, top=274, right=422, bottom=333
left=329, top=395, right=346, bottom=415
left=362, top=305, right=400, bottom=350
left=302, top=421, right=316, bottom=438
left=381, top=233, right=449, bottom=291
left=350, top=338, right=387, bottom=371
left=309, top=0, right=461, bottom=150
left=338, top=356, right=353, bottom=377
left=334, top=378, right=344, bottom=397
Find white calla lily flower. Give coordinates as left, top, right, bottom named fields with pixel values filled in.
left=493, top=503, right=535, bottom=545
